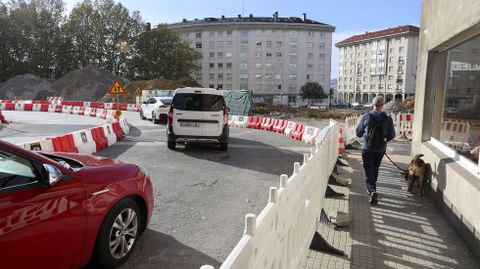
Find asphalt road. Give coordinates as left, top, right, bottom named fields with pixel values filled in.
left=1, top=110, right=327, bottom=268
left=100, top=112, right=320, bottom=268
left=0, top=111, right=105, bottom=144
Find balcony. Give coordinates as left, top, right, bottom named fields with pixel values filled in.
left=398, top=60, right=405, bottom=65
left=396, top=78, right=403, bottom=83
left=397, top=70, right=404, bottom=74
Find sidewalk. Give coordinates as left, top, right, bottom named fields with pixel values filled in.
left=302, top=142, right=479, bottom=269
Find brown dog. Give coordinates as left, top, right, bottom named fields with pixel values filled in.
left=406, top=154, right=426, bottom=196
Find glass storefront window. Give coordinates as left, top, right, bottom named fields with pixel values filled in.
left=440, top=35, right=480, bottom=164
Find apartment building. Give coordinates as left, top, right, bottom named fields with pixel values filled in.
left=169, top=12, right=335, bottom=104
left=335, top=25, right=420, bottom=104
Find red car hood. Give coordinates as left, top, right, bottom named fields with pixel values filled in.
left=42, top=152, right=121, bottom=167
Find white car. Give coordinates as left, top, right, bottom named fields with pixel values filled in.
left=166, top=87, right=229, bottom=150
left=140, top=97, right=172, bottom=124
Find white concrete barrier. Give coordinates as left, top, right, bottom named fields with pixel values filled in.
left=302, top=126, right=320, bottom=144
left=234, top=116, right=248, bottom=128
left=102, top=124, right=117, bottom=146
left=62, top=105, right=73, bottom=114
left=284, top=121, right=296, bottom=137
left=32, top=104, right=42, bottom=111
left=48, top=104, right=56, bottom=112
left=15, top=102, right=25, bottom=111
left=204, top=122, right=339, bottom=269
left=71, top=129, right=96, bottom=154
left=96, top=108, right=105, bottom=119
left=21, top=139, right=54, bottom=152
left=83, top=101, right=91, bottom=107
left=119, top=117, right=130, bottom=134
left=344, top=115, right=361, bottom=145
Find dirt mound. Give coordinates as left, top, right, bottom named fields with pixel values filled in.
left=0, top=74, right=53, bottom=100
left=402, top=96, right=415, bottom=110
left=51, top=66, right=126, bottom=101
left=383, top=100, right=411, bottom=114
left=120, top=77, right=201, bottom=103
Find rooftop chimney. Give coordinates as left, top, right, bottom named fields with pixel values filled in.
left=303, top=13, right=307, bottom=21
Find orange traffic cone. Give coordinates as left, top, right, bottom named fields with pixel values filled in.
left=339, top=128, right=346, bottom=157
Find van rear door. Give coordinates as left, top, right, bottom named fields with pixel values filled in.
left=203, top=94, right=224, bottom=137
left=171, top=93, right=204, bottom=137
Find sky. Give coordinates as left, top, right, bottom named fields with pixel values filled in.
left=64, top=0, right=422, bottom=79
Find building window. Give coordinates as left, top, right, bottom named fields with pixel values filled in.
left=240, top=40, right=248, bottom=48
left=209, top=84, right=215, bottom=88
left=218, top=73, right=223, bottom=80
left=308, top=52, right=314, bottom=59
left=195, top=32, right=202, bottom=38
left=218, top=63, right=223, bottom=69
left=319, top=53, right=325, bottom=60
left=209, top=52, right=214, bottom=58
left=226, top=41, right=233, bottom=47
left=265, top=74, right=272, bottom=80
left=226, top=73, right=232, bottom=80
left=276, top=52, right=282, bottom=58
left=266, top=41, right=273, bottom=48
left=289, top=53, right=298, bottom=60
left=266, top=52, right=272, bottom=58
left=275, top=73, right=281, bottom=79
left=226, top=52, right=232, bottom=58
left=217, top=41, right=224, bottom=48
left=196, top=42, right=202, bottom=49
left=217, top=84, right=223, bottom=89
left=256, top=52, right=263, bottom=58
left=240, top=52, right=247, bottom=59
left=240, top=63, right=248, bottom=70
left=435, top=34, right=480, bottom=165
left=307, top=42, right=314, bottom=49
left=289, top=31, right=298, bottom=37
left=276, top=41, right=283, bottom=47
left=240, top=30, right=248, bottom=36
left=256, top=63, right=262, bottom=69
left=255, top=74, right=262, bottom=79
left=227, top=30, right=232, bottom=36
left=209, top=73, right=214, bottom=79
left=399, top=46, right=404, bottom=53
left=265, top=63, right=272, bottom=69
left=319, top=43, right=325, bottom=50
left=227, top=63, right=232, bottom=69
left=307, top=63, right=313, bottom=69
left=256, top=41, right=262, bottom=47
left=209, top=63, right=214, bottom=69
left=240, top=73, right=248, bottom=79
left=217, top=52, right=223, bottom=58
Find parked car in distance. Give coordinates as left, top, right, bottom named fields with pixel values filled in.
left=0, top=140, right=153, bottom=269
left=166, top=87, right=229, bottom=150
left=140, top=97, right=172, bottom=124
left=351, top=102, right=361, bottom=107
left=363, top=103, right=373, bottom=108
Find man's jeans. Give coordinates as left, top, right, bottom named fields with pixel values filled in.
left=361, top=149, right=385, bottom=194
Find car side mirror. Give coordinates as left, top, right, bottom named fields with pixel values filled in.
left=142, top=101, right=147, bottom=105
left=42, top=164, right=63, bottom=187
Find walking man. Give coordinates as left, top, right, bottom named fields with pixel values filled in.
left=356, top=96, right=396, bottom=205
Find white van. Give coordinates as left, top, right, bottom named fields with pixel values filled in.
left=166, top=87, right=229, bottom=150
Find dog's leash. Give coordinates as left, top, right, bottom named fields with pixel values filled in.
left=384, top=153, right=407, bottom=174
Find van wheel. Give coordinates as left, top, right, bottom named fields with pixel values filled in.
left=91, top=198, right=142, bottom=268
left=220, top=142, right=228, bottom=151
left=167, top=141, right=176, bottom=150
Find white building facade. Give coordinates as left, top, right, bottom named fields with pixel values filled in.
left=169, top=13, right=335, bottom=104
left=336, top=26, right=419, bottom=104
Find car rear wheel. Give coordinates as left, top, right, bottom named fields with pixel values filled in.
left=167, top=140, right=176, bottom=150
left=92, top=198, right=142, bottom=268
left=152, top=112, right=158, bottom=124
left=140, top=109, right=146, bottom=120
left=220, top=142, right=228, bottom=151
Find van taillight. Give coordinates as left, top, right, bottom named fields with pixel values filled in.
left=167, top=105, right=173, bottom=124
left=223, top=106, right=228, bottom=125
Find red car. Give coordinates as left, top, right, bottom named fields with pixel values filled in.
left=0, top=140, right=153, bottom=268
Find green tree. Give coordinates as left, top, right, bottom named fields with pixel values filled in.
left=300, top=82, right=325, bottom=99
left=130, top=24, right=201, bottom=80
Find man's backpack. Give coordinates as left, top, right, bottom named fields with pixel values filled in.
left=366, top=113, right=386, bottom=150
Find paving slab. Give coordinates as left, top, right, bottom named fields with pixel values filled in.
left=302, top=142, right=480, bottom=269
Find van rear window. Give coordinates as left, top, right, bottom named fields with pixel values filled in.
left=172, top=93, right=224, bottom=111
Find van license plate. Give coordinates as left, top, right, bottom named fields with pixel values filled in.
left=180, top=122, right=200, bottom=127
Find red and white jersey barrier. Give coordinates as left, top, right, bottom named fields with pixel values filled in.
left=19, top=117, right=130, bottom=155
left=440, top=120, right=471, bottom=144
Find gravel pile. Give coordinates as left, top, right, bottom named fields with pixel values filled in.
left=51, top=66, right=126, bottom=101
left=383, top=100, right=411, bottom=114
left=0, top=74, right=54, bottom=100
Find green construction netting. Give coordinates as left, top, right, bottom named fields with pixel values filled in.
left=223, top=90, right=253, bottom=116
